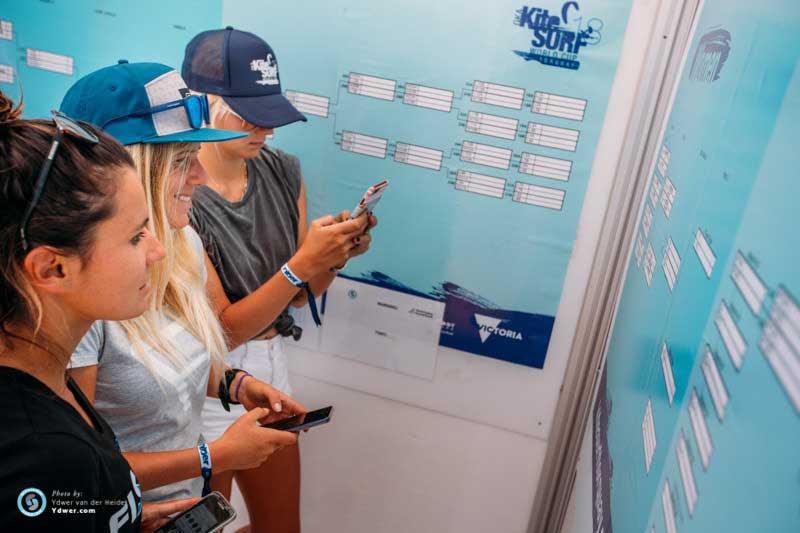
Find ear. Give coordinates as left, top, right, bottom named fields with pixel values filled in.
left=22, top=246, right=81, bottom=294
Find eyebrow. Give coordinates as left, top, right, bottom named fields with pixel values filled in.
left=133, top=217, right=149, bottom=233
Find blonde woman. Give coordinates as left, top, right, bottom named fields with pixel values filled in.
left=183, top=28, right=376, bottom=532
left=62, top=62, right=304, bottom=503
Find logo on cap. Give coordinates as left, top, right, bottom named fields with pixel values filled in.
left=250, top=54, right=279, bottom=86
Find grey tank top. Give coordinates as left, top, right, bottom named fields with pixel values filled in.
left=190, top=146, right=302, bottom=304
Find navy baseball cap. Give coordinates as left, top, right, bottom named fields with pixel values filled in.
left=182, top=27, right=307, bottom=129
left=60, top=61, right=246, bottom=145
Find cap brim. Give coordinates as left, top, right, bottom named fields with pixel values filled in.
left=223, top=93, right=307, bottom=129
left=142, top=127, right=247, bottom=144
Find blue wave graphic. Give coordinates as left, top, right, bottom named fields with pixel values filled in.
left=341, top=271, right=555, bottom=368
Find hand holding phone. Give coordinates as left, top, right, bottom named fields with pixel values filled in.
left=153, top=492, right=236, bottom=533
left=349, top=180, right=388, bottom=220
left=260, top=406, right=333, bottom=433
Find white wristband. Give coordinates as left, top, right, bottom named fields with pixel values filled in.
left=281, top=263, right=305, bottom=287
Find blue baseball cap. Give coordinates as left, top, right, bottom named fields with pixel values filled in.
left=60, top=60, right=247, bottom=145
left=182, top=27, right=307, bottom=129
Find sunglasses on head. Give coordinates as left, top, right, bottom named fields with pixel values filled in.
left=103, top=93, right=210, bottom=131
left=20, top=110, right=99, bottom=252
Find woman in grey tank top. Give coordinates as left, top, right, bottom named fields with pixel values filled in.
left=183, top=28, right=378, bottom=533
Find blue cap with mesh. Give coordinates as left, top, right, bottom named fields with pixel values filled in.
left=182, top=26, right=307, bottom=129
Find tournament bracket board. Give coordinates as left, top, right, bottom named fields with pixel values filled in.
left=593, top=1, right=800, bottom=532
left=0, top=1, right=223, bottom=120
left=224, top=0, right=634, bottom=374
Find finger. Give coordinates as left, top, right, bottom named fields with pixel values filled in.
left=343, top=225, right=369, bottom=242
left=280, top=394, right=308, bottom=415
left=143, top=497, right=200, bottom=520
left=337, top=210, right=351, bottom=221
left=356, top=213, right=370, bottom=228
left=315, top=214, right=337, bottom=226
left=263, top=427, right=300, bottom=444
left=264, top=386, right=283, bottom=413
left=334, top=217, right=368, bottom=235
left=243, top=407, right=271, bottom=424
left=368, top=214, right=378, bottom=229
left=350, top=236, right=364, bottom=250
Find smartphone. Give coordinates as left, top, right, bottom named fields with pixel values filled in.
left=261, top=406, right=334, bottom=433
left=154, top=491, right=236, bottom=533
left=349, top=180, right=388, bottom=219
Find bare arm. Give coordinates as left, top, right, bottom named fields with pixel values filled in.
left=297, top=180, right=337, bottom=300
left=69, top=365, right=237, bottom=490
left=123, top=446, right=226, bottom=492
left=127, top=369, right=304, bottom=491
left=205, top=182, right=366, bottom=346
left=205, top=252, right=301, bottom=350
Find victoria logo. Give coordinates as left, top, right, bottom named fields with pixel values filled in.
left=250, top=54, right=279, bottom=86
left=474, top=313, right=523, bottom=343
left=513, top=1, right=603, bottom=70
left=17, top=488, right=46, bottom=518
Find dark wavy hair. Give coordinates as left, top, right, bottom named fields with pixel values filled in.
left=0, top=91, right=134, bottom=345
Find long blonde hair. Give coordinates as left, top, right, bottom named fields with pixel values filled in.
left=120, top=142, right=227, bottom=384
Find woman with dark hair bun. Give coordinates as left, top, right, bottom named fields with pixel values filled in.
left=0, top=92, right=197, bottom=532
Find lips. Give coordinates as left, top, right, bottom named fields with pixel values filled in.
left=174, top=187, right=194, bottom=206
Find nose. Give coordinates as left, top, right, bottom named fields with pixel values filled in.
left=254, top=127, right=272, bottom=137
left=146, top=231, right=167, bottom=265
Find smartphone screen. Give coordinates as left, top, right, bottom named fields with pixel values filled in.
left=261, top=406, right=333, bottom=432
left=155, top=492, right=235, bottom=533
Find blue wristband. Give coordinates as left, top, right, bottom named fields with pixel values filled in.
left=197, top=441, right=212, bottom=497
left=281, top=263, right=304, bottom=287
left=280, top=263, right=322, bottom=327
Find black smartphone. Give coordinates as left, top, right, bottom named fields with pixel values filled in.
left=261, top=406, right=334, bottom=432
left=154, top=491, right=236, bottom=533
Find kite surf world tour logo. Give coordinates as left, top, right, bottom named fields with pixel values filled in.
left=513, top=1, right=603, bottom=70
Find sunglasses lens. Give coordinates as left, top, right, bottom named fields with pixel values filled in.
left=53, top=112, right=99, bottom=143
left=184, top=97, right=203, bottom=129
left=199, top=95, right=210, bottom=125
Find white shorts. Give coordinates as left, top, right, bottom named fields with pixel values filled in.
left=201, top=336, right=292, bottom=442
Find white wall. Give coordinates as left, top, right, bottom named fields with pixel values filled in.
left=227, top=375, right=547, bottom=532
left=225, top=1, right=666, bottom=531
